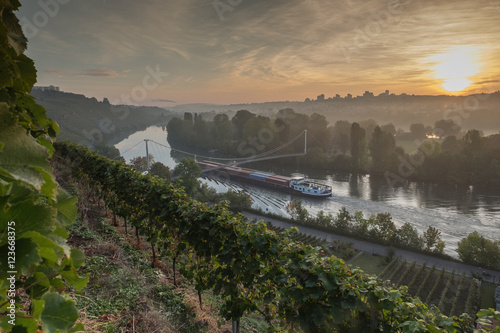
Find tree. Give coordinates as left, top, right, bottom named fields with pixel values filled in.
left=231, top=110, right=255, bottom=138
left=410, top=123, right=427, bottom=140
left=457, top=231, right=500, bottom=270
left=300, top=147, right=327, bottom=169
left=216, top=189, right=252, bottom=212
left=370, top=213, right=396, bottom=242
left=350, top=122, right=366, bottom=172
left=184, top=112, right=193, bottom=122
left=286, top=200, right=309, bottom=223
left=95, top=144, right=124, bottom=162
left=394, top=223, right=424, bottom=250
left=463, top=129, right=483, bottom=156
left=423, top=226, right=442, bottom=252
left=335, top=207, right=353, bottom=231
left=316, top=210, right=334, bottom=227
left=173, top=158, right=201, bottom=195
left=309, top=113, right=329, bottom=150
left=434, top=119, right=461, bottom=138
left=330, top=121, right=351, bottom=153
left=149, top=161, right=171, bottom=181
left=441, top=135, right=460, bottom=153
left=211, top=113, right=233, bottom=153
left=130, top=154, right=154, bottom=172
left=369, top=126, right=397, bottom=174
left=380, top=123, right=396, bottom=136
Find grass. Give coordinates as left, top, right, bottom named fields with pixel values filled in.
left=352, top=254, right=500, bottom=318
left=349, top=253, right=387, bottom=275
left=480, top=282, right=498, bottom=309
left=67, top=217, right=209, bottom=333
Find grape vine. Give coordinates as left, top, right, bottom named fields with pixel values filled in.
left=0, top=1, right=86, bottom=332
left=56, top=141, right=484, bottom=332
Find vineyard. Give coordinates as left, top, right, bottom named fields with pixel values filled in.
left=263, top=224, right=357, bottom=261
left=1, top=1, right=499, bottom=331
left=376, top=259, right=481, bottom=319
left=380, top=261, right=480, bottom=317
left=51, top=141, right=486, bottom=332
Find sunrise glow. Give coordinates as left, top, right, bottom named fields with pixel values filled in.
left=432, top=46, right=481, bottom=92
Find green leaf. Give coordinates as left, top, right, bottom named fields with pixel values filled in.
left=41, top=293, right=79, bottom=333
left=54, top=189, right=77, bottom=226
left=70, top=323, right=85, bottom=332
left=60, top=268, right=88, bottom=292
left=0, top=105, right=56, bottom=199
left=32, top=299, right=45, bottom=321
left=7, top=202, right=57, bottom=240
left=0, top=315, right=39, bottom=333
left=13, top=54, right=36, bottom=91
left=0, top=52, right=15, bottom=89
left=0, top=238, right=40, bottom=278
left=70, top=248, right=86, bottom=268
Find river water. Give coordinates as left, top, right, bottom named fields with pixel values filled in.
left=115, top=126, right=500, bottom=257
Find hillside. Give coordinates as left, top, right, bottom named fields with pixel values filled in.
left=30, top=89, right=175, bottom=146
left=172, top=92, right=500, bottom=134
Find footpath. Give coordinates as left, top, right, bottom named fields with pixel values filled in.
left=243, top=212, right=500, bottom=285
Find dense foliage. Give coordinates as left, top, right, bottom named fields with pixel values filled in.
left=286, top=203, right=446, bottom=255
left=457, top=232, right=500, bottom=271
left=167, top=109, right=500, bottom=188
left=54, top=141, right=497, bottom=332
left=0, top=1, right=86, bottom=331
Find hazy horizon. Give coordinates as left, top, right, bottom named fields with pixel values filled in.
left=18, top=0, right=500, bottom=106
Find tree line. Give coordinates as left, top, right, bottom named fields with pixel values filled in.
left=167, top=109, right=500, bottom=189
left=286, top=201, right=500, bottom=271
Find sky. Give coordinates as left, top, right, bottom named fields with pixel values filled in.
left=17, top=0, right=500, bottom=106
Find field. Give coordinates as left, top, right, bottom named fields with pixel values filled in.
left=350, top=253, right=486, bottom=318
left=265, top=223, right=357, bottom=261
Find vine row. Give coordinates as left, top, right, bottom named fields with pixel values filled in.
left=55, top=141, right=479, bottom=332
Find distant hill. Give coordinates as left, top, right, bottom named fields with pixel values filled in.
left=172, top=92, right=500, bottom=134
left=31, top=89, right=175, bottom=147
left=33, top=89, right=500, bottom=147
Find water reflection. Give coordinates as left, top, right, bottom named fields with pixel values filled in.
left=115, top=126, right=500, bottom=256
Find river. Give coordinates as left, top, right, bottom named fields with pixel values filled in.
left=115, top=126, right=500, bottom=257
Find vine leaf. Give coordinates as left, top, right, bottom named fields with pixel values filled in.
left=54, top=189, right=78, bottom=226
left=40, top=293, right=79, bottom=333
left=0, top=238, right=40, bottom=278
left=0, top=105, right=57, bottom=200
left=0, top=315, right=38, bottom=333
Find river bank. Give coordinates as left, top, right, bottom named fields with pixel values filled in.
left=243, top=211, right=500, bottom=284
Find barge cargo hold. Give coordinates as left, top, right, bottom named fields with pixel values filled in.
left=198, top=161, right=332, bottom=198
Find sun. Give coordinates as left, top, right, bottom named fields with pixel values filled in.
left=431, top=46, right=481, bottom=92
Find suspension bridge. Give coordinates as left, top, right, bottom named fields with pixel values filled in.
left=118, top=129, right=329, bottom=172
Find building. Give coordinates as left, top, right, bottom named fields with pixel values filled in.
left=32, top=85, right=60, bottom=92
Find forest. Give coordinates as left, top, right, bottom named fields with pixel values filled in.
left=167, top=109, right=500, bottom=188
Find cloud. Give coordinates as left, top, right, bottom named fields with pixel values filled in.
left=19, top=0, right=500, bottom=103
left=44, top=69, right=69, bottom=75
left=77, top=68, right=125, bottom=77
left=475, top=79, right=500, bottom=85
left=151, top=98, right=177, bottom=103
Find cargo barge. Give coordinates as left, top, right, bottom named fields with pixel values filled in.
left=198, top=161, right=332, bottom=198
